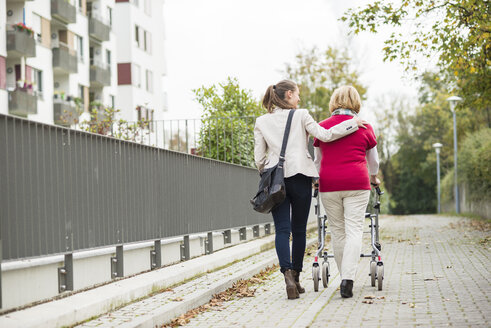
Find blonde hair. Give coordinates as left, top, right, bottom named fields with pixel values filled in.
left=329, top=86, right=361, bottom=113
left=262, top=80, right=297, bottom=113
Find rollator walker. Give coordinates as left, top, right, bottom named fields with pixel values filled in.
left=311, top=184, right=385, bottom=291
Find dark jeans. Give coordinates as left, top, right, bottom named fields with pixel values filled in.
left=271, top=174, right=312, bottom=273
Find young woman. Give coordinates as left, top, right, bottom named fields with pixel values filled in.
left=313, top=85, right=381, bottom=298
left=254, top=80, right=368, bottom=299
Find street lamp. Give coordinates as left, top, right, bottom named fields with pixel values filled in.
left=446, top=95, right=463, bottom=213
left=432, top=142, right=443, bottom=214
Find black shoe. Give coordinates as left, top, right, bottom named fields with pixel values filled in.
left=340, top=279, right=353, bottom=298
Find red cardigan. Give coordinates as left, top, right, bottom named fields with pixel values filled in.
left=313, top=115, right=377, bottom=192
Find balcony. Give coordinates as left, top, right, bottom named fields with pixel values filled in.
left=52, top=46, right=78, bottom=74
left=8, top=89, right=38, bottom=116
left=51, top=0, right=76, bottom=24
left=6, top=28, right=36, bottom=58
left=53, top=99, right=79, bottom=126
left=90, top=63, right=111, bottom=87
left=89, top=15, right=110, bottom=42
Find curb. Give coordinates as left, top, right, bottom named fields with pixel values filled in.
left=1, top=222, right=321, bottom=328
left=0, top=234, right=278, bottom=328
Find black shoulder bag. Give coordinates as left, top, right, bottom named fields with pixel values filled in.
left=250, top=110, right=295, bottom=214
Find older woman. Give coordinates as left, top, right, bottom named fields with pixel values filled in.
left=313, top=85, right=380, bottom=298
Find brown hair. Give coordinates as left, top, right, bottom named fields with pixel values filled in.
left=262, top=80, right=298, bottom=113
left=329, top=85, right=362, bottom=113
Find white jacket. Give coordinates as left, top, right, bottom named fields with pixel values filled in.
left=253, top=108, right=359, bottom=178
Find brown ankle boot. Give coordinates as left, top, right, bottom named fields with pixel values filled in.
left=283, top=269, right=300, bottom=299
left=292, top=270, right=305, bottom=294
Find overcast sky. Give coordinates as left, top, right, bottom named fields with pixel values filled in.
left=163, top=0, right=420, bottom=121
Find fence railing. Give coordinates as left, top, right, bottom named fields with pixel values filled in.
left=74, top=116, right=258, bottom=167
left=0, top=114, right=267, bottom=261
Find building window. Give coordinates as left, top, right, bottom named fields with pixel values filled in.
left=143, top=31, right=152, bottom=54
left=78, top=84, right=84, bottom=100
left=31, top=14, right=42, bottom=42
left=135, top=25, right=140, bottom=48
left=133, top=64, right=141, bottom=88
left=33, top=69, right=43, bottom=96
left=107, top=6, right=112, bottom=26
left=76, top=35, right=84, bottom=62
left=106, top=50, right=111, bottom=70
left=146, top=69, right=153, bottom=93
left=144, top=0, right=151, bottom=16
left=111, top=95, right=115, bottom=108
left=143, top=30, right=147, bottom=52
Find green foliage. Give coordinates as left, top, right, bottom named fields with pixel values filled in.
left=342, top=0, right=491, bottom=116
left=193, top=77, right=263, bottom=166
left=377, top=73, right=488, bottom=214
left=79, top=103, right=151, bottom=141
left=284, top=46, right=367, bottom=122
left=458, top=128, right=491, bottom=200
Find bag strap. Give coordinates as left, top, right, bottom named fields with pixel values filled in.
left=278, top=110, right=295, bottom=168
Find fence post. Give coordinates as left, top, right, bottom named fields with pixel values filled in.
left=223, top=230, right=231, bottom=244
left=111, top=245, right=124, bottom=278
left=150, top=240, right=161, bottom=270
left=239, top=227, right=247, bottom=241
left=205, top=232, right=214, bottom=254
left=253, top=225, right=260, bottom=238
left=180, top=235, right=190, bottom=261
left=58, top=253, right=73, bottom=293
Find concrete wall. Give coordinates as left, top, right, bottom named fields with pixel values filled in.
left=442, top=183, right=491, bottom=219
left=0, top=224, right=275, bottom=311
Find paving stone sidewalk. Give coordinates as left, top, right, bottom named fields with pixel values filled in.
left=179, top=215, right=491, bottom=328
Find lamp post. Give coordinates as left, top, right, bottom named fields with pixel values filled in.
left=432, top=143, right=443, bottom=213
left=446, top=96, right=463, bottom=213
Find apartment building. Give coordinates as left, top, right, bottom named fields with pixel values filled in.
left=114, top=0, right=167, bottom=122
left=0, top=0, right=118, bottom=125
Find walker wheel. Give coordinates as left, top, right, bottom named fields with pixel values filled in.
left=370, top=261, right=376, bottom=287
left=312, top=265, right=320, bottom=292
left=322, top=262, right=329, bottom=288
left=377, top=264, right=384, bottom=291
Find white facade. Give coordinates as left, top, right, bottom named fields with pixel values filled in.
left=114, top=0, right=167, bottom=122
left=2, top=0, right=121, bottom=126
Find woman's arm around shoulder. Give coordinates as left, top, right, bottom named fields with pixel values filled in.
left=299, top=109, right=367, bottom=142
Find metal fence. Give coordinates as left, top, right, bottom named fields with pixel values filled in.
left=0, top=114, right=267, bottom=261
left=74, top=116, right=258, bottom=167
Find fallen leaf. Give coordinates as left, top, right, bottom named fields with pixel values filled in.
left=409, top=303, right=415, bottom=308
left=362, top=300, right=374, bottom=304
left=171, top=297, right=183, bottom=302
left=364, top=295, right=376, bottom=299
left=406, top=272, right=417, bottom=275
left=377, top=296, right=385, bottom=299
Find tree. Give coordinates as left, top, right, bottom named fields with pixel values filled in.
left=284, top=46, right=367, bottom=122
left=342, top=0, right=491, bottom=123
left=377, top=72, right=488, bottom=214
left=193, top=77, right=264, bottom=167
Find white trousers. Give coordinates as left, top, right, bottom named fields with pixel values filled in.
left=320, top=190, right=370, bottom=280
